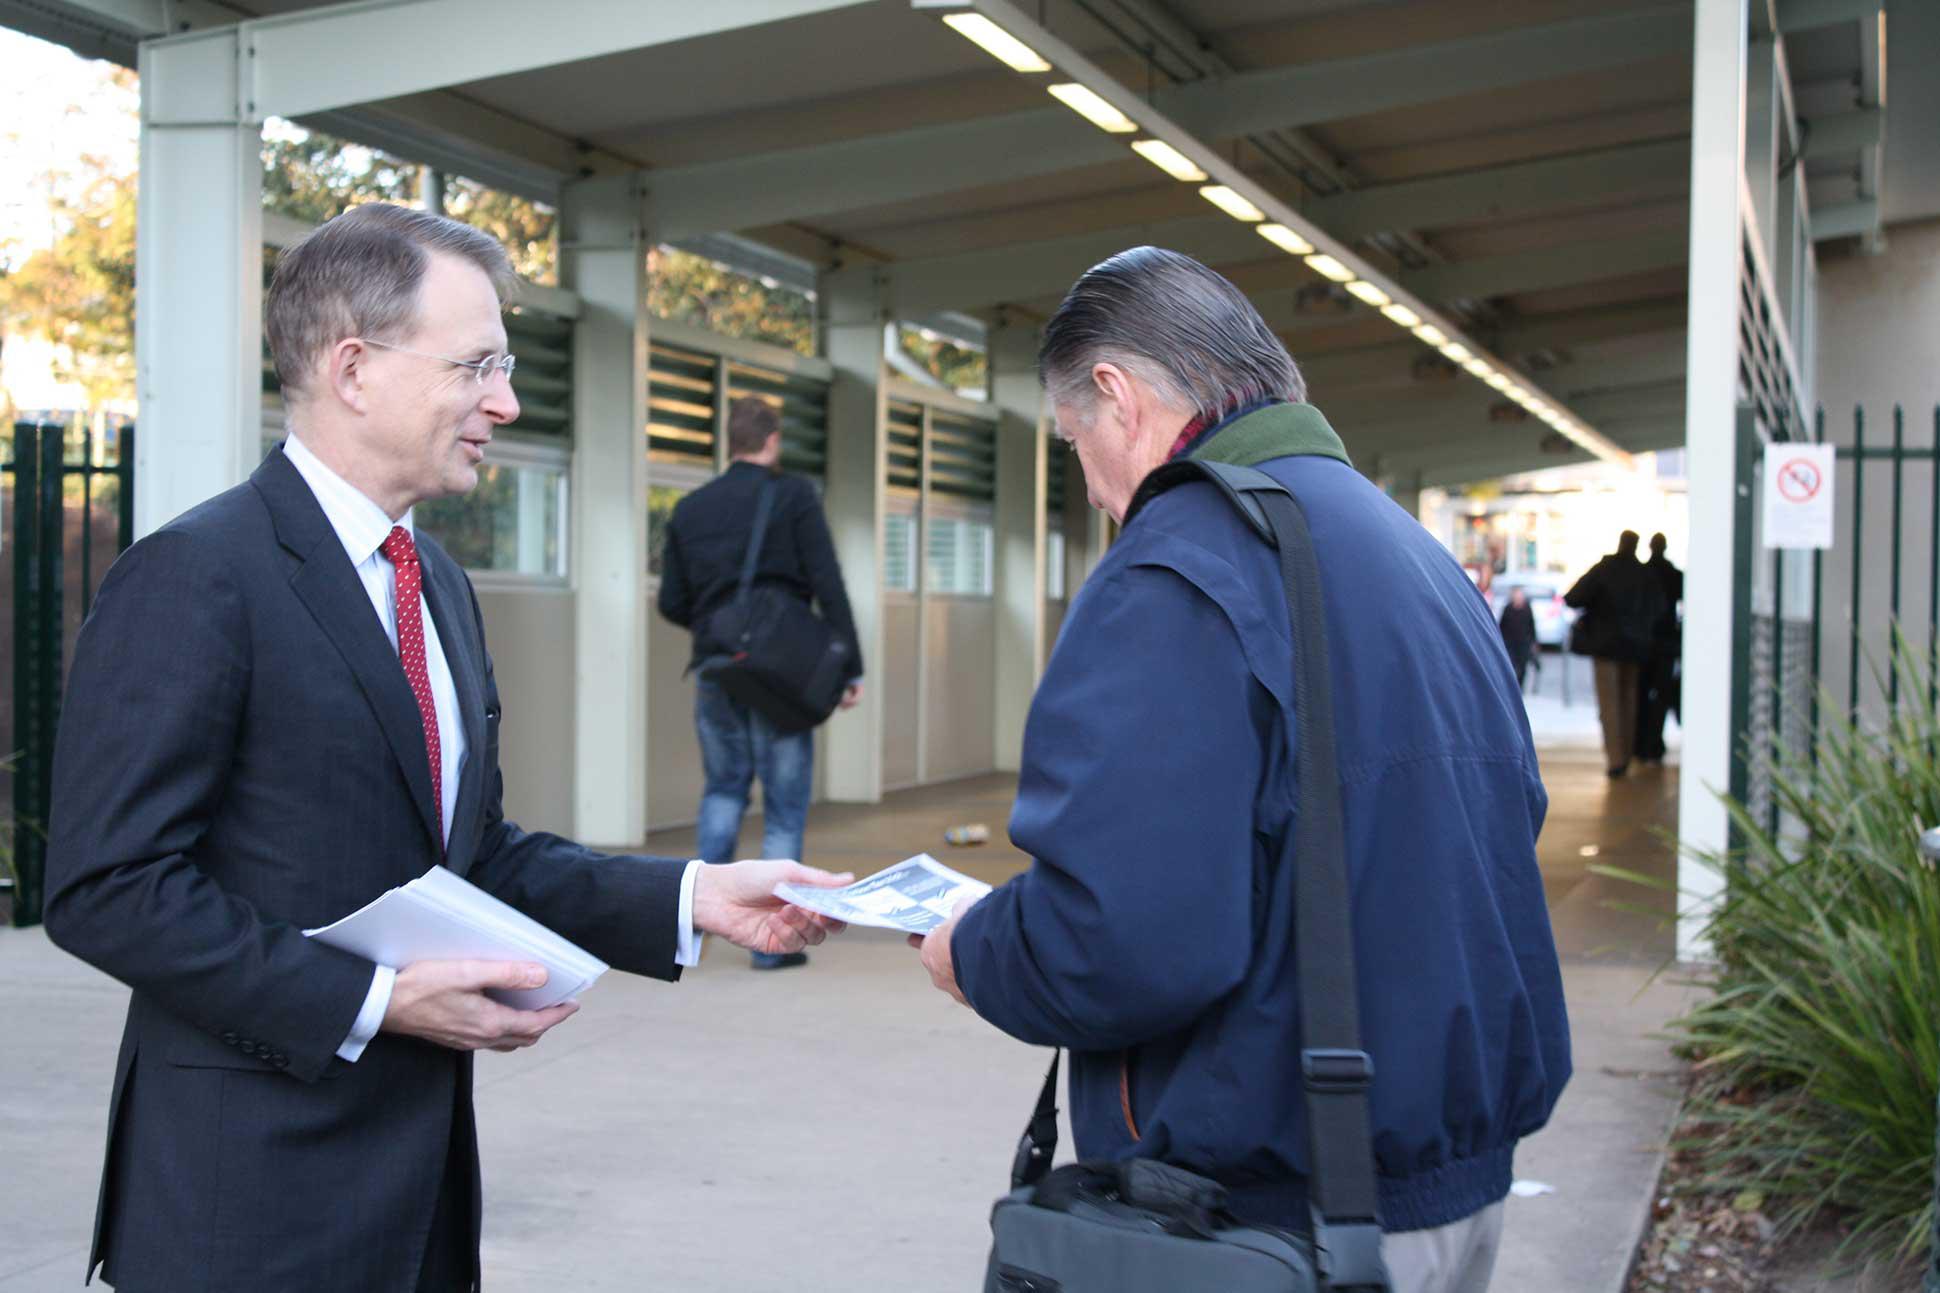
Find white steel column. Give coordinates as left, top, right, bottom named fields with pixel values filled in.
left=561, top=173, right=651, bottom=846
left=135, top=28, right=264, bottom=537
left=990, top=321, right=1047, bottom=773
left=1678, top=0, right=1750, bottom=961
left=820, top=266, right=890, bottom=802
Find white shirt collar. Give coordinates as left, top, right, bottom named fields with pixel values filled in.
left=282, top=433, right=415, bottom=568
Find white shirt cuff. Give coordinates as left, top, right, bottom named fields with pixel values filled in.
left=676, top=859, right=706, bottom=967
left=336, top=964, right=395, bottom=1063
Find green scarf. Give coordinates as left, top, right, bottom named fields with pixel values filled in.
left=1187, top=402, right=1352, bottom=470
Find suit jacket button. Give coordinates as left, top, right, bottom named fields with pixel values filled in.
left=221, top=1031, right=239, bottom=1046
left=271, top=1053, right=289, bottom=1069
left=239, top=1040, right=258, bottom=1056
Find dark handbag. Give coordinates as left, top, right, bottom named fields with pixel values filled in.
left=983, top=461, right=1390, bottom=1293
left=698, top=478, right=849, bottom=733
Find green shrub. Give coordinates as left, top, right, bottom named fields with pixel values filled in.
left=1651, top=640, right=1940, bottom=1267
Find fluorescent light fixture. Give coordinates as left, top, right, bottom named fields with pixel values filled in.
left=1381, top=303, right=1421, bottom=328
left=1256, top=223, right=1314, bottom=256
left=1047, top=82, right=1137, bottom=133
left=1304, top=254, right=1354, bottom=283
left=941, top=12, right=1052, bottom=72
left=1486, top=372, right=1512, bottom=391
left=1440, top=342, right=1471, bottom=363
left=1199, top=185, right=1266, bottom=222
left=1345, top=280, right=1392, bottom=308
left=1131, top=139, right=1208, bottom=182
left=1413, top=324, right=1447, bottom=346
left=1465, top=358, right=1493, bottom=378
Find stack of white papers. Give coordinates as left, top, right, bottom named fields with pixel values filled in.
left=304, top=866, right=607, bottom=1010
left=774, top=853, right=993, bottom=935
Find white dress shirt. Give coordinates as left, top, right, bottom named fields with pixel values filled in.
left=280, top=437, right=704, bottom=1063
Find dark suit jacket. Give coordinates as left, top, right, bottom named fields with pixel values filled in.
left=656, top=460, right=863, bottom=677
left=43, top=448, right=688, bottom=1292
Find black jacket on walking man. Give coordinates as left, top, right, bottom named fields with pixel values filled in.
left=1634, top=533, right=1683, bottom=762
left=1565, top=530, right=1668, bottom=776
left=657, top=398, right=862, bottom=970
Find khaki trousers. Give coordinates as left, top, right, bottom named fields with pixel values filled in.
left=1593, top=659, right=1642, bottom=772
left=1383, top=1202, right=1506, bottom=1293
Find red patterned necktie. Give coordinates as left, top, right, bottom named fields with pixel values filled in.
left=380, top=525, right=443, bottom=846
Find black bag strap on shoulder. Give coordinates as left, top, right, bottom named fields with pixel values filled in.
left=734, top=476, right=781, bottom=604
left=1007, top=459, right=1389, bottom=1291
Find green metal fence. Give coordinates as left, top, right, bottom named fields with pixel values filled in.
left=1738, top=404, right=1940, bottom=841
left=4, top=420, right=136, bottom=927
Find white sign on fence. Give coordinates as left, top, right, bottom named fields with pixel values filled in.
left=1762, top=443, right=1836, bottom=549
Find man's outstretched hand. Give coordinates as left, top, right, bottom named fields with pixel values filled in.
left=694, top=859, right=851, bottom=955
left=382, top=960, right=579, bottom=1053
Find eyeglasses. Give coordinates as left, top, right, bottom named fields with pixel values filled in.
left=362, top=338, right=516, bottom=386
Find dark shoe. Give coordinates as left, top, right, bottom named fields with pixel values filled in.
left=751, top=951, right=808, bottom=971
left=1607, top=765, right=1628, bottom=779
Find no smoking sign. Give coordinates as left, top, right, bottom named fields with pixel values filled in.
left=1763, top=444, right=1836, bottom=549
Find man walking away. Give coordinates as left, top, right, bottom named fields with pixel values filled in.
left=658, top=398, right=863, bottom=970
left=1565, top=530, right=1666, bottom=777
left=1634, top=533, right=1683, bottom=763
left=1499, top=587, right=1538, bottom=694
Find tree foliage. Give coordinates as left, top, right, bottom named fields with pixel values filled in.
left=0, top=151, right=137, bottom=410
left=646, top=246, right=815, bottom=356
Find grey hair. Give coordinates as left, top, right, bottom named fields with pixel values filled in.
left=1037, top=246, right=1305, bottom=425
left=266, top=202, right=517, bottom=399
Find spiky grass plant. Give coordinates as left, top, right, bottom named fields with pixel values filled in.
left=1646, top=637, right=1940, bottom=1268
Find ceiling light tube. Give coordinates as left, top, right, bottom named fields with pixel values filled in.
left=1486, top=372, right=1512, bottom=391
left=1345, top=280, right=1392, bottom=308
left=1413, top=324, right=1447, bottom=347
left=1130, top=139, right=1207, bottom=182
left=1304, top=253, right=1354, bottom=283
left=941, top=12, right=1052, bottom=72
left=1464, top=358, right=1493, bottom=377
left=1440, top=342, right=1471, bottom=363
left=1381, top=303, right=1421, bottom=328
left=1256, top=223, right=1313, bottom=256
left=1199, top=185, right=1266, bottom=222
left=1047, top=82, right=1137, bottom=133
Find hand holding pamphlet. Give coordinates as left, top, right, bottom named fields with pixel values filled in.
left=773, top=853, right=991, bottom=935
left=304, top=865, right=607, bottom=1010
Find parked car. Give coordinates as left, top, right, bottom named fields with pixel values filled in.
left=1487, top=573, right=1577, bottom=648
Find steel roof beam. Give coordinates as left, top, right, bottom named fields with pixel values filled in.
left=1402, top=227, right=1688, bottom=303
left=1307, top=138, right=1690, bottom=240
left=648, top=5, right=1691, bottom=240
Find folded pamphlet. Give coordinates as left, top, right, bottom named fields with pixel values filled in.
left=304, top=865, right=607, bottom=1010
left=774, top=853, right=992, bottom=935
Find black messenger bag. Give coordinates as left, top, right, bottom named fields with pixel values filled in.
left=983, top=461, right=1391, bottom=1293
left=698, top=478, right=850, bottom=733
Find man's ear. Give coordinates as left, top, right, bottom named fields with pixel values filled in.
left=1090, top=362, right=1140, bottom=443
left=324, top=339, right=370, bottom=415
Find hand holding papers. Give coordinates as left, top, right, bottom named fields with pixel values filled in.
left=306, top=865, right=606, bottom=1010
left=776, top=853, right=992, bottom=935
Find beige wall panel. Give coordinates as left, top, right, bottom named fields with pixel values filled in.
left=478, top=589, right=575, bottom=838
left=924, top=598, right=997, bottom=783
left=881, top=599, right=922, bottom=790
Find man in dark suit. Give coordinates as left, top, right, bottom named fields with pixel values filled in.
left=42, top=203, right=845, bottom=1292
left=657, top=397, right=862, bottom=970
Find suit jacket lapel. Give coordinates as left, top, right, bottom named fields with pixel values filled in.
left=417, top=543, right=487, bottom=875
left=253, top=450, right=445, bottom=856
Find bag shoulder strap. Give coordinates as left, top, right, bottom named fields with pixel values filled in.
left=1014, top=459, right=1388, bottom=1292
left=735, top=475, right=781, bottom=601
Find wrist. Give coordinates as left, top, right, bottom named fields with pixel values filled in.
left=689, top=861, right=723, bottom=936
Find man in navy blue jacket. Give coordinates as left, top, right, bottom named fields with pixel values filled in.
left=913, top=248, right=1570, bottom=1292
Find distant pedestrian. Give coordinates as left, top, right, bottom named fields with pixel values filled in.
left=1634, top=534, right=1683, bottom=763
left=1565, top=531, right=1667, bottom=777
left=1499, top=587, right=1538, bottom=692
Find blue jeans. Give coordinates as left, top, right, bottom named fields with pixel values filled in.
left=693, top=677, right=813, bottom=866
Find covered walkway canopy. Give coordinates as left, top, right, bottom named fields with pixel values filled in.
left=6, top=0, right=1937, bottom=956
